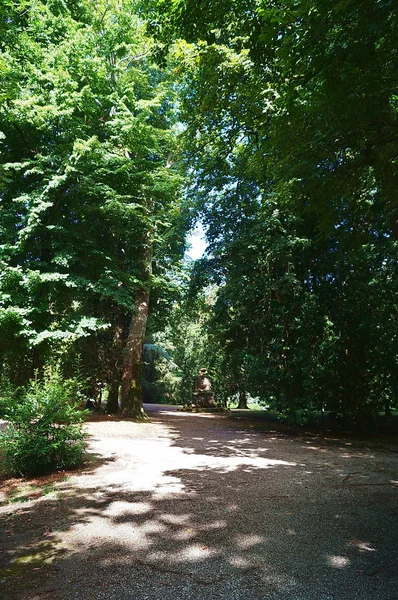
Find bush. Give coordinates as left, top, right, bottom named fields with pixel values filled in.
left=0, top=365, right=87, bottom=476
left=0, top=377, right=18, bottom=417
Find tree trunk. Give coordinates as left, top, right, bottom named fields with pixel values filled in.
left=106, top=380, right=119, bottom=414
left=106, top=306, right=124, bottom=414
left=120, top=242, right=152, bottom=419
left=237, top=390, right=248, bottom=409
left=120, top=288, right=149, bottom=418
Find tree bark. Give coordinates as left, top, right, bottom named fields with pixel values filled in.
left=106, top=380, right=119, bottom=414
left=120, top=242, right=152, bottom=419
left=120, top=288, right=149, bottom=418
left=237, top=390, right=248, bottom=409
left=106, top=306, right=124, bottom=414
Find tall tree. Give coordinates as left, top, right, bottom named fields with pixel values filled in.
left=143, top=0, right=398, bottom=428
left=0, top=0, right=186, bottom=416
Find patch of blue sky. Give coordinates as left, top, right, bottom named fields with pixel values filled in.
left=185, top=222, right=207, bottom=260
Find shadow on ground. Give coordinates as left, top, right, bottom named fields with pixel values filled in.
left=0, top=408, right=397, bottom=600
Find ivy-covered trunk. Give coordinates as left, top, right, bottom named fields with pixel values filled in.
left=120, top=242, right=152, bottom=419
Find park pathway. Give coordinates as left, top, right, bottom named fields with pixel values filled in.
left=1, top=405, right=398, bottom=600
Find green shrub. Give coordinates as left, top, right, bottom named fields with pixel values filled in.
left=0, top=366, right=87, bottom=476
left=0, top=377, right=17, bottom=417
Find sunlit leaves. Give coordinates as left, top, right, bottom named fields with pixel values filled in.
left=0, top=0, right=186, bottom=388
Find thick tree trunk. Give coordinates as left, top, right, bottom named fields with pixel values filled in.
left=106, top=307, right=124, bottom=414
left=120, top=242, right=152, bottom=419
left=106, top=380, right=119, bottom=414
left=237, top=390, right=248, bottom=409
left=120, top=288, right=149, bottom=418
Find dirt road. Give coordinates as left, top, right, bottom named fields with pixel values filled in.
left=1, top=405, right=397, bottom=599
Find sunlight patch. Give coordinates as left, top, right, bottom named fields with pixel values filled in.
left=104, top=501, right=151, bottom=517
left=348, top=540, right=376, bottom=552
left=148, top=543, right=217, bottom=563
left=235, top=534, right=264, bottom=549
left=159, top=513, right=191, bottom=525
left=229, top=555, right=255, bottom=568
left=327, top=555, right=350, bottom=569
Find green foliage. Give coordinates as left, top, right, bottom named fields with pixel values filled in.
left=0, top=0, right=188, bottom=405
left=150, top=290, right=217, bottom=405
left=142, top=1, right=398, bottom=430
left=1, top=1, right=396, bottom=429
left=0, top=365, right=87, bottom=476
left=0, top=376, right=19, bottom=418
left=142, top=342, right=179, bottom=403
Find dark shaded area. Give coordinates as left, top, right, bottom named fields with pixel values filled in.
left=229, top=408, right=398, bottom=444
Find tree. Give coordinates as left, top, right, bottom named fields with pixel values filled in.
left=0, top=0, right=186, bottom=416
left=142, top=0, right=398, bottom=428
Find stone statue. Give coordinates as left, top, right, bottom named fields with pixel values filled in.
left=193, top=368, right=216, bottom=408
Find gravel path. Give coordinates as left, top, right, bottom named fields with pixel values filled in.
left=1, top=405, right=397, bottom=600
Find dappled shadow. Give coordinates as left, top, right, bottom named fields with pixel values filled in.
left=1, top=409, right=397, bottom=599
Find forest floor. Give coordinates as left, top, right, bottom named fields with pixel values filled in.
left=0, top=404, right=397, bottom=600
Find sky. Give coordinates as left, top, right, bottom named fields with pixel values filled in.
left=185, top=222, right=207, bottom=260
